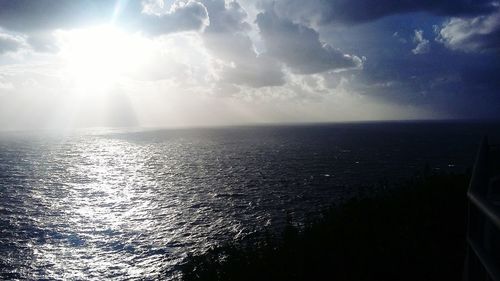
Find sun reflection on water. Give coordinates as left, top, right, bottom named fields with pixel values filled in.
left=0, top=126, right=409, bottom=280
left=30, top=137, right=166, bottom=279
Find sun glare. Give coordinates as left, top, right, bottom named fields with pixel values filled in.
left=59, top=25, right=148, bottom=94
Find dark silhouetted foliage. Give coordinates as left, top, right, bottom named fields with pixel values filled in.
left=180, top=173, right=469, bottom=281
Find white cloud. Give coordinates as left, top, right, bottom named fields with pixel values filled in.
left=436, top=9, right=500, bottom=52
left=412, top=29, right=430, bottom=55
left=140, top=0, right=209, bottom=35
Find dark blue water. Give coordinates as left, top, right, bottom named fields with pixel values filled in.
left=0, top=121, right=498, bottom=280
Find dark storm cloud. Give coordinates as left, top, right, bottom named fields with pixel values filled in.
left=268, top=0, right=498, bottom=25
left=256, top=9, right=362, bottom=74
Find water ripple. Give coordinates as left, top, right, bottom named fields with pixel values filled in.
left=0, top=124, right=492, bottom=279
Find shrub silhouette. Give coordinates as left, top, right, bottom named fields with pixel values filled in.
left=180, top=173, right=469, bottom=281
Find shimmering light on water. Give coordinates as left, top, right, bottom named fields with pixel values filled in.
left=0, top=123, right=498, bottom=279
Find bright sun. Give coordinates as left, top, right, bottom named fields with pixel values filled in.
left=59, top=25, right=147, bottom=94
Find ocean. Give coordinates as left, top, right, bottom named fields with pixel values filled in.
left=1, top=121, right=498, bottom=280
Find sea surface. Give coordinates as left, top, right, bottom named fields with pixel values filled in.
left=1, top=121, right=499, bottom=280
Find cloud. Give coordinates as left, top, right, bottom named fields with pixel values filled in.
left=412, top=29, right=430, bottom=54
left=200, top=0, right=285, bottom=88
left=0, top=0, right=499, bottom=125
left=0, top=31, right=25, bottom=54
left=220, top=54, right=285, bottom=88
left=436, top=9, right=500, bottom=53
left=0, top=0, right=130, bottom=31
left=393, top=32, right=408, bottom=44
left=266, top=0, right=498, bottom=25
left=141, top=1, right=209, bottom=35
left=124, top=32, right=218, bottom=84
left=27, top=32, right=60, bottom=53
left=0, top=0, right=209, bottom=38
left=202, top=0, right=252, bottom=33
left=256, top=9, right=362, bottom=74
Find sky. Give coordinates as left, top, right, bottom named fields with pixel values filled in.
left=0, top=0, right=499, bottom=130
